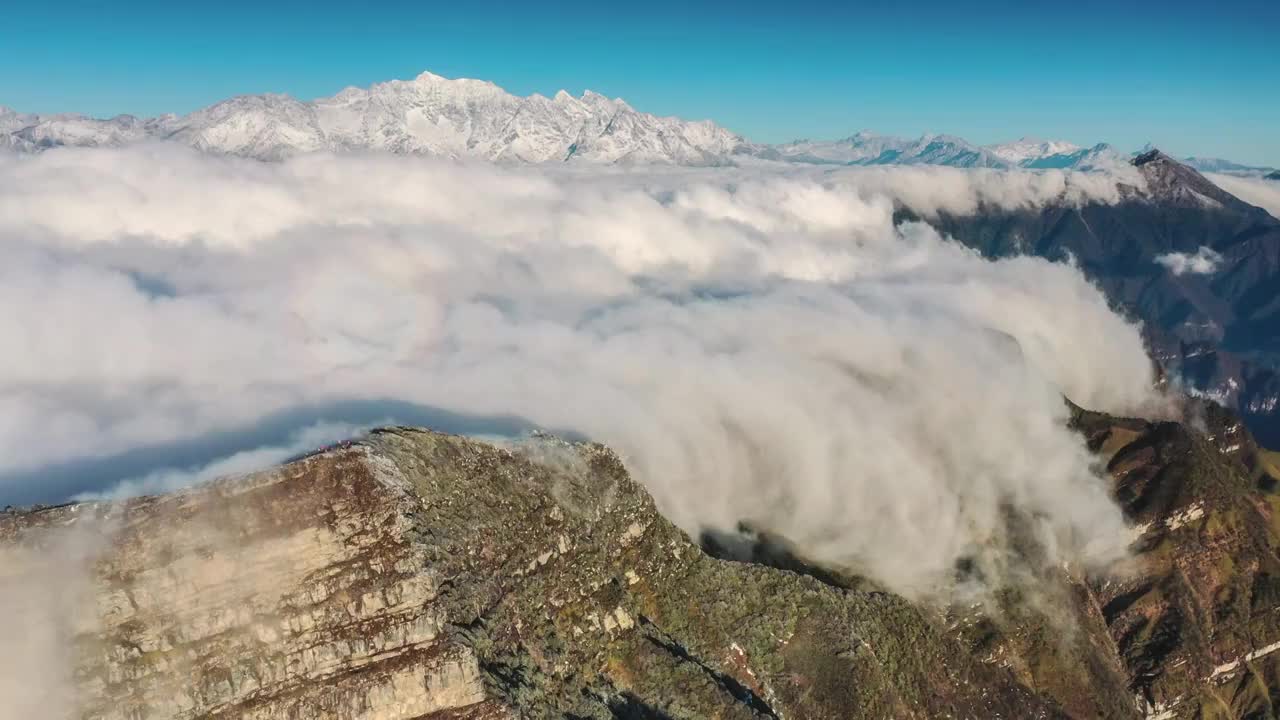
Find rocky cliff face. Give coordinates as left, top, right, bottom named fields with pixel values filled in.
left=2, top=436, right=486, bottom=719
left=3, top=412, right=1280, bottom=719
left=1073, top=403, right=1280, bottom=718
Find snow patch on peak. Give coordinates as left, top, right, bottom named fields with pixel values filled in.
left=580, top=90, right=632, bottom=112
left=410, top=70, right=495, bottom=87
left=987, top=137, right=1082, bottom=164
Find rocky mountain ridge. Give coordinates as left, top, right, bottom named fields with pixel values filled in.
left=0, top=429, right=1066, bottom=719
left=917, top=151, right=1280, bottom=450
left=5, top=399, right=1280, bottom=718
left=1129, top=149, right=1266, bottom=210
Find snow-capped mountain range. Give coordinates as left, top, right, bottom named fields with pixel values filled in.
left=760, top=133, right=1133, bottom=171
left=0, top=72, right=743, bottom=165
left=986, top=137, right=1082, bottom=165
left=763, top=131, right=1012, bottom=168
left=2, top=71, right=1275, bottom=175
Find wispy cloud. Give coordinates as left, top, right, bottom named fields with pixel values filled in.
left=1155, top=246, right=1224, bottom=276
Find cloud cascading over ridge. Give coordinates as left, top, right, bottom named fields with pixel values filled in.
left=0, top=144, right=1163, bottom=597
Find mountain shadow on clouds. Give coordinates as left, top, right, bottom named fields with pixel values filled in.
left=0, top=399, right=572, bottom=507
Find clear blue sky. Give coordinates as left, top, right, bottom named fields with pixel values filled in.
left=2, top=0, right=1277, bottom=165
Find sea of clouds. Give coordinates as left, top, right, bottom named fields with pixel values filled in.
left=0, top=143, right=1167, bottom=597
left=1207, top=172, right=1280, bottom=217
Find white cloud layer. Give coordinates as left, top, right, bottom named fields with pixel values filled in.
left=0, top=144, right=1162, bottom=597
left=1155, top=246, right=1224, bottom=276
left=1206, top=172, right=1280, bottom=217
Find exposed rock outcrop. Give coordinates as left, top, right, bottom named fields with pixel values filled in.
left=3, top=410, right=1280, bottom=718
left=2, top=429, right=1064, bottom=719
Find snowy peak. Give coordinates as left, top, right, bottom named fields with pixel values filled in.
left=769, top=132, right=908, bottom=165
left=986, top=137, right=1081, bottom=164
left=767, top=132, right=1107, bottom=170
left=1019, top=143, right=1127, bottom=171
left=767, top=134, right=1269, bottom=175
left=0, top=106, right=34, bottom=130
left=766, top=132, right=1010, bottom=168
left=1131, top=148, right=1261, bottom=210
left=899, top=134, right=1009, bottom=168
left=405, top=70, right=506, bottom=98
left=1, top=72, right=746, bottom=165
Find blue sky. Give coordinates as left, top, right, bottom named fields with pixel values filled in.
left=2, top=0, right=1277, bottom=165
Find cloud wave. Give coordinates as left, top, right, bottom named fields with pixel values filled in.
left=0, top=144, right=1161, bottom=597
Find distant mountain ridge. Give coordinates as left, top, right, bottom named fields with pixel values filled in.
left=762, top=134, right=1275, bottom=175
left=0, top=71, right=746, bottom=165
left=1, top=71, right=1275, bottom=173
left=760, top=131, right=1013, bottom=169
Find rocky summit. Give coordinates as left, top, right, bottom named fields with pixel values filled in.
left=4, top=407, right=1280, bottom=719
